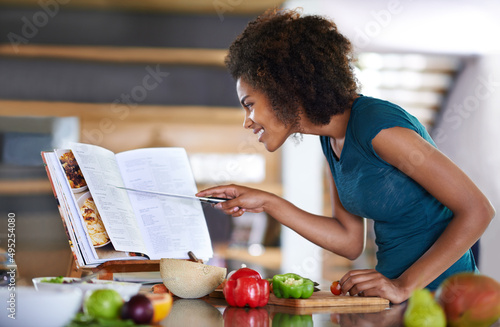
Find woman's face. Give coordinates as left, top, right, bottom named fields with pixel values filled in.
left=236, top=78, right=297, bottom=152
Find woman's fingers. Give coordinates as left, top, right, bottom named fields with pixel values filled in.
left=339, top=269, right=408, bottom=303
left=340, top=269, right=378, bottom=295
left=197, top=186, right=233, bottom=198
left=197, top=184, right=242, bottom=199
left=198, top=184, right=268, bottom=216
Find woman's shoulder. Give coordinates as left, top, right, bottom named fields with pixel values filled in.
left=353, top=95, right=405, bottom=116
left=351, top=95, right=421, bottom=129
left=349, top=95, right=427, bottom=145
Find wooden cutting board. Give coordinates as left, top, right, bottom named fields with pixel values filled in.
left=210, top=290, right=389, bottom=308
left=268, top=291, right=389, bottom=307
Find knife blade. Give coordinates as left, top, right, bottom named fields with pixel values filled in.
left=114, top=186, right=227, bottom=204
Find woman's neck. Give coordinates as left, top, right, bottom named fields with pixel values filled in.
left=300, top=108, right=351, bottom=141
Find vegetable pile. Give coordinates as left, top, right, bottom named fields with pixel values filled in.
left=222, top=266, right=320, bottom=308
left=67, top=288, right=172, bottom=326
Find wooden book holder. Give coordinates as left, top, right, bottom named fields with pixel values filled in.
left=68, top=258, right=160, bottom=280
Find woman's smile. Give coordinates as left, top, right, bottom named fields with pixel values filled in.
left=255, top=127, right=264, bottom=141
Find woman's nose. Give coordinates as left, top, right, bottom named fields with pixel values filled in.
left=243, top=114, right=253, bottom=129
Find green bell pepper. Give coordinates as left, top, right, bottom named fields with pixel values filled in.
left=272, top=273, right=315, bottom=299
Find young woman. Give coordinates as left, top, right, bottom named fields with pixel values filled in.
left=196, top=8, right=495, bottom=304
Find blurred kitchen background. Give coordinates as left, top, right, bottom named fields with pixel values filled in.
left=0, top=0, right=499, bottom=285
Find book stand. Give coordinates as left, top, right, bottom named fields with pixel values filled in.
left=67, top=258, right=160, bottom=280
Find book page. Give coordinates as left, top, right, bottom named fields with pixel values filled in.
left=42, top=152, right=87, bottom=267
left=115, top=148, right=213, bottom=260
left=69, top=143, right=148, bottom=255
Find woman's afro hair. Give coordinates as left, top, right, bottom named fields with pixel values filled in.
left=225, top=8, right=358, bottom=127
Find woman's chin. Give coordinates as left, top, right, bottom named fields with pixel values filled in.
left=262, top=141, right=281, bottom=153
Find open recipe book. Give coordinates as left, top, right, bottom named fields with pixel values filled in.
left=41, top=142, right=213, bottom=269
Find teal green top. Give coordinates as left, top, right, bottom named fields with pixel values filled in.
left=320, top=96, right=477, bottom=290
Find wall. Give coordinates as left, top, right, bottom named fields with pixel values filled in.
left=432, top=55, right=500, bottom=280
left=281, top=135, right=325, bottom=281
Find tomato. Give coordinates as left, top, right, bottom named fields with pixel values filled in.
left=152, top=283, right=170, bottom=294
left=330, top=280, right=341, bottom=296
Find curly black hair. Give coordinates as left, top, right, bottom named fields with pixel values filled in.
left=225, top=8, right=358, bottom=127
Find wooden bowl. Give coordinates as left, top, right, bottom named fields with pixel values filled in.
left=160, top=258, right=226, bottom=299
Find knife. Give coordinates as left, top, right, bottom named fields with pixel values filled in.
left=114, top=186, right=227, bottom=204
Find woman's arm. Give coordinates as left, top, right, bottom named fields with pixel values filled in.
left=197, top=167, right=365, bottom=260
left=340, top=126, right=495, bottom=303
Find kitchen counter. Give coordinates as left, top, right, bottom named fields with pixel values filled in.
left=157, top=293, right=500, bottom=327
left=158, top=294, right=404, bottom=327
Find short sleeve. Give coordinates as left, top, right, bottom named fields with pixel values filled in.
left=320, top=135, right=336, bottom=169
left=350, top=98, right=425, bottom=158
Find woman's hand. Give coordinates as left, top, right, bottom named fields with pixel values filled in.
left=196, top=184, right=275, bottom=217
left=339, top=269, right=411, bottom=304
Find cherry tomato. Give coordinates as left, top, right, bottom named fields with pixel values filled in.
left=330, top=280, right=341, bottom=296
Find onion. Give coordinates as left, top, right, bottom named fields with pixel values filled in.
left=121, top=294, right=154, bottom=324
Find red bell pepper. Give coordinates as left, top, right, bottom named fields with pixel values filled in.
left=223, top=268, right=270, bottom=308
left=228, top=267, right=262, bottom=281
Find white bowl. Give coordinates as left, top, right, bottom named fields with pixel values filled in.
left=33, top=277, right=141, bottom=301
left=0, top=286, right=82, bottom=327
